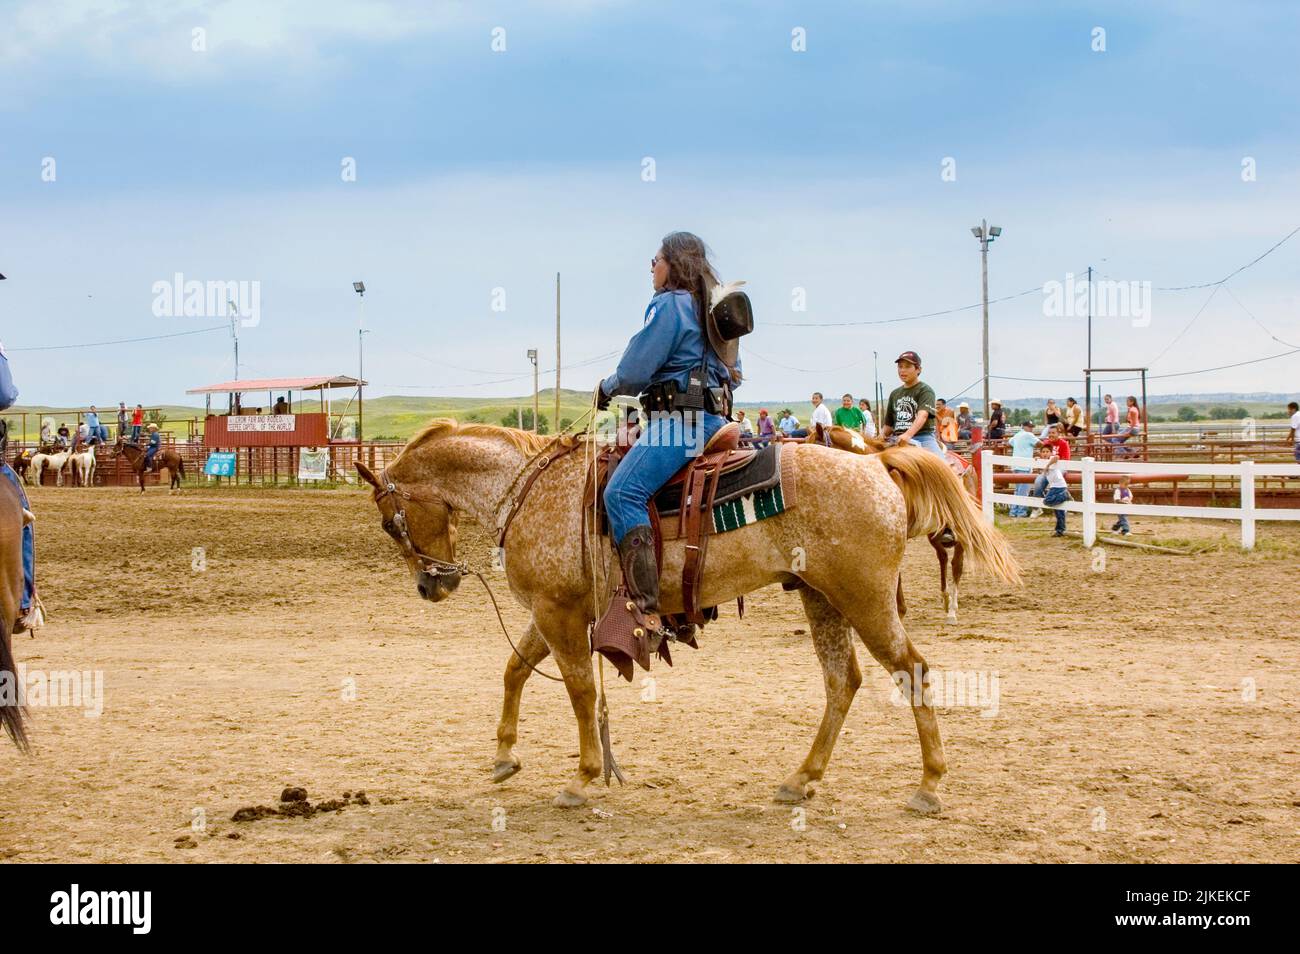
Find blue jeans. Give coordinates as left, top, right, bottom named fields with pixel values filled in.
left=1010, top=468, right=1031, bottom=516
left=907, top=432, right=948, bottom=459
left=1043, top=485, right=1071, bottom=533
left=605, top=411, right=725, bottom=545
left=131, top=425, right=141, bottom=443
left=1, top=464, right=34, bottom=611
left=1113, top=513, right=1130, bottom=532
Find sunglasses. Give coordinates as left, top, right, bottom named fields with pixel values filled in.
left=651, top=255, right=667, bottom=267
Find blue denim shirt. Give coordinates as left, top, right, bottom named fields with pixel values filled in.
left=0, top=345, right=17, bottom=411
left=601, top=290, right=740, bottom=398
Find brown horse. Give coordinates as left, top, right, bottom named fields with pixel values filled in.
left=357, top=419, right=1019, bottom=813
left=0, top=473, right=30, bottom=750
left=825, top=425, right=976, bottom=623
left=114, top=439, right=185, bottom=492
left=10, top=448, right=33, bottom=485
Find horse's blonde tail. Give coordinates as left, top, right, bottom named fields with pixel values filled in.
left=877, top=446, right=1021, bottom=585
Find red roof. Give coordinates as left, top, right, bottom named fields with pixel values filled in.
left=186, top=375, right=366, bottom=395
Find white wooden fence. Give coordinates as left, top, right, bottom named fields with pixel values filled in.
left=980, top=451, right=1300, bottom=549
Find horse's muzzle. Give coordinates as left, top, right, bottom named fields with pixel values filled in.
left=416, top=568, right=461, bottom=602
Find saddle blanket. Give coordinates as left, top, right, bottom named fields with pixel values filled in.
left=656, top=441, right=798, bottom=540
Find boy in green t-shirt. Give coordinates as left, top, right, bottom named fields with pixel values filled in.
left=882, top=351, right=944, bottom=459
left=832, top=393, right=866, bottom=431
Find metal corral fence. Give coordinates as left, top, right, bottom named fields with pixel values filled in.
left=175, top=441, right=407, bottom=485
left=8, top=439, right=407, bottom=487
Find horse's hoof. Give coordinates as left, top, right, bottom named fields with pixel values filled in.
left=906, top=789, right=943, bottom=815
left=945, top=615, right=958, bottom=625
left=774, top=782, right=811, bottom=804
left=491, top=759, right=521, bottom=784
left=553, top=788, right=587, bottom=808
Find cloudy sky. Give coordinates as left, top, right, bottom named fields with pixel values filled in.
left=3, top=0, right=1299, bottom=408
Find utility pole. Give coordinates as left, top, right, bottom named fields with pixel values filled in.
left=970, top=220, right=1001, bottom=422
left=227, top=298, right=240, bottom=381
left=527, top=349, right=539, bottom=432
left=227, top=299, right=240, bottom=415
left=1085, top=265, right=1093, bottom=442
left=353, top=281, right=367, bottom=442
left=554, top=272, right=561, bottom=432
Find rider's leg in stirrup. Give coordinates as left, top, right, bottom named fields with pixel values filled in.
left=604, top=410, right=723, bottom=633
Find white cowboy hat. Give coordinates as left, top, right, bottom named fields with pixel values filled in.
left=146, top=423, right=159, bottom=431
left=989, top=398, right=1003, bottom=406
left=958, top=402, right=970, bottom=409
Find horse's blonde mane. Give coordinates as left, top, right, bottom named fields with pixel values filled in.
left=398, top=418, right=566, bottom=462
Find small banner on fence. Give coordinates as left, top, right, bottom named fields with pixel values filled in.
left=228, top=414, right=295, bottom=433
left=298, top=447, right=329, bottom=481
left=204, top=452, right=236, bottom=477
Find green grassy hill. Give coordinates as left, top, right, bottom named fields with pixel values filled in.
left=8, top=388, right=1296, bottom=443
left=3, top=390, right=597, bottom=442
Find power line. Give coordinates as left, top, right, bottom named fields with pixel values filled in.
left=9, top=325, right=228, bottom=352
left=1154, top=224, right=1300, bottom=291
left=1221, top=284, right=1300, bottom=349
left=739, top=345, right=873, bottom=375
left=1146, top=284, right=1221, bottom=365
left=370, top=348, right=620, bottom=391
left=765, top=286, right=1043, bottom=328
left=991, top=345, right=1300, bottom=385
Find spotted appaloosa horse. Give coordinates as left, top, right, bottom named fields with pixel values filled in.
left=358, top=419, right=1020, bottom=813
left=826, top=425, right=977, bottom=624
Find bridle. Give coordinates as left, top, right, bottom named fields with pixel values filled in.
left=373, top=469, right=468, bottom=582
left=371, top=460, right=567, bottom=683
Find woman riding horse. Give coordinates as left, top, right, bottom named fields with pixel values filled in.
left=593, top=231, right=741, bottom=643
left=0, top=339, right=44, bottom=633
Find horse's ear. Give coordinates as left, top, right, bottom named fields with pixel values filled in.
left=355, top=461, right=381, bottom=488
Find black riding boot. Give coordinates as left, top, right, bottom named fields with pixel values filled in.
left=617, top=524, right=662, bottom=636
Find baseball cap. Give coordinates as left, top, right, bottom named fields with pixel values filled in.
left=894, top=350, right=921, bottom=366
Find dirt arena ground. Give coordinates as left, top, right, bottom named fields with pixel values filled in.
left=1, top=483, right=1297, bottom=863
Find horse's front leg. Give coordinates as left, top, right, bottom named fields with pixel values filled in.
left=776, top=586, right=862, bottom=803
left=533, top=597, right=601, bottom=807
left=493, top=616, right=550, bottom=783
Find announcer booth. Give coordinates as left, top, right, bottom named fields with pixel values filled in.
left=186, top=374, right=367, bottom=484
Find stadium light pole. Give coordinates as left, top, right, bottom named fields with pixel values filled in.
left=970, top=221, right=1001, bottom=423
left=354, top=281, right=367, bottom=441
left=527, top=348, right=539, bottom=432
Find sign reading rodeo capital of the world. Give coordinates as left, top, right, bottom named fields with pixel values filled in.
left=227, top=414, right=296, bottom=432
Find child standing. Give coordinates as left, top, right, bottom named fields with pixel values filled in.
left=1041, top=451, right=1072, bottom=537
left=1111, top=474, right=1132, bottom=535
